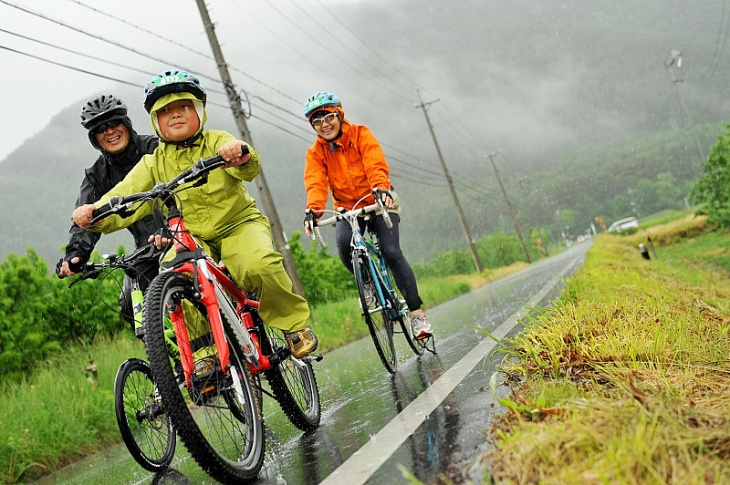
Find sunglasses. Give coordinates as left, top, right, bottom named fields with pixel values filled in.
left=92, top=120, right=123, bottom=135
left=310, top=112, right=338, bottom=127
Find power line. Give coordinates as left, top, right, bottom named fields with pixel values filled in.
left=706, top=0, right=730, bottom=78
left=0, top=26, right=152, bottom=77
left=67, top=0, right=213, bottom=61
left=311, top=0, right=421, bottom=93
left=0, top=0, right=221, bottom=85
left=69, top=0, right=303, bottom=105
left=2, top=0, right=488, bottom=193
left=284, top=0, right=414, bottom=97
left=0, top=44, right=141, bottom=86
left=257, top=0, right=413, bottom=103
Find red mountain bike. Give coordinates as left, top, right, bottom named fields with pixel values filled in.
left=90, top=152, right=321, bottom=484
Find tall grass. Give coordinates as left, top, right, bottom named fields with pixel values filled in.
left=0, top=335, right=145, bottom=484
left=0, top=272, right=480, bottom=483
left=481, top=215, right=730, bottom=484
left=0, top=245, right=537, bottom=484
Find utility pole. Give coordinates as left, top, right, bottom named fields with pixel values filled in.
left=415, top=89, right=484, bottom=273
left=488, top=151, right=531, bottom=263
left=664, top=49, right=707, bottom=161
left=195, top=0, right=305, bottom=297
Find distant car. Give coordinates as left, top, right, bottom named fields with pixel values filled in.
left=608, top=216, right=639, bottom=233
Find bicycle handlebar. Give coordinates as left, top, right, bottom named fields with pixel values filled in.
left=312, top=198, right=392, bottom=248
left=68, top=242, right=161, bottom=287
left=90, top=146, right=249, bottom=225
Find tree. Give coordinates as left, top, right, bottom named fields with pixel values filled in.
left=690, top=124, right=730, bottom=227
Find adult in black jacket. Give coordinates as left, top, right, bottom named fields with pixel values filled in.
left=56, top=94, right=159, bottom=336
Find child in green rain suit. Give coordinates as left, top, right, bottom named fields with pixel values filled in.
left=72, top=69, right=318, bottom=366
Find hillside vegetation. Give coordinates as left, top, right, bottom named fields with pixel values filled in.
left=2, top=0, right=730, bottom=267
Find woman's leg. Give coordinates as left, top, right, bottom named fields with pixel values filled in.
left=369, top=216, right=423, bottom=311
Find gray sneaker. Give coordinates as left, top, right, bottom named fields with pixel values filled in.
left=362, top=283, right=377, bottom=307
left=411, top=313, right=433, bottom=340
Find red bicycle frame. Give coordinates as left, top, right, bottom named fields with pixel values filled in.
left=164, top=211, right=272, bottom=388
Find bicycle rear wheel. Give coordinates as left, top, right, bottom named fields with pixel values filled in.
left=259, top=315, right=321, bottom=432
left=354, top=255, right=397, bottom=373
left=114, top=358, right=175, bottom=472
left=144, top=272, right=265, bottom=483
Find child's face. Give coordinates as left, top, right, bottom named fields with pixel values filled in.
left=156, top=99, right=201, bottom=142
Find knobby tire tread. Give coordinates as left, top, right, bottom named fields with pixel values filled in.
left=144, top=272, right=265, bottom=484
left=258, top=316, right=321, bottom=431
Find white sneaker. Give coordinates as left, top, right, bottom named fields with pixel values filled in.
left=411, top=313, right=432, bottom=340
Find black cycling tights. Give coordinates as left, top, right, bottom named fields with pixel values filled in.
left=335, top=214, right=423, bottom=311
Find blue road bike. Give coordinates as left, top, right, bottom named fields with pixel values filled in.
left=311, top=190, right=434, bottom=374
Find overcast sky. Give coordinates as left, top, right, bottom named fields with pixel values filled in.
left=1, top=0, right=441, bottom=162
left=3, top=0, right=727, bottom=172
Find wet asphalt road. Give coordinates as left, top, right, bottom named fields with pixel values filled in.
left=34, top=242, right=589, bottom=485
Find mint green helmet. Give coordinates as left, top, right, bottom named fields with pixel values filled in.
left=304, top=91, right=340, bottom=118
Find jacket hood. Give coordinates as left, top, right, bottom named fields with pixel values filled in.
left=150, top=92, right=207, bottom=143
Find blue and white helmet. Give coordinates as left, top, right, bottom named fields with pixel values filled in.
left=143, top=69, right=206, bottom=113
left=303, top=91, right=341, bottom=119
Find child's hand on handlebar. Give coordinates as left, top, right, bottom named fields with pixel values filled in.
left=72, top=204, right=97, bottom=229
left=218, top=141, right=251, bottom=168
left=149, top=231, right=172, bottom=250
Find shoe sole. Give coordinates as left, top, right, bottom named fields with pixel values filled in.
left=414, top=330, right=432, bottom=340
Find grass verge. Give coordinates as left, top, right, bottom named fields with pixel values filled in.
left=479, top=214, right=730, bottom=484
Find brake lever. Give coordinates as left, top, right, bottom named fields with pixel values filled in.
left=68, top=269, right=101, bottom=288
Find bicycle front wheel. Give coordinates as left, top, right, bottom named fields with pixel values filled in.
left=259, top=316, right=321, bottom=431
left=388, top=268, right=424, bottom=357
left=354, top=255, right=397, bottom=373
left=144, top=272, right=265, bottom=483
left=114, top=358, right=175, bottom=472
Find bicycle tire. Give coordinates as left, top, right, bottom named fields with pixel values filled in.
left=354, top=254, right=397, bottom=373
left=257, top=314, right=321, bottom=432
left=387, top=267, right=425, bottom=356
left=144, top=272, right=265, bottom=483
left=114, top=358, right=176, bottom=472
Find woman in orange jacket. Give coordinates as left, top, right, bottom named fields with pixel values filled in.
left=302, top=91, right=432, bottom=339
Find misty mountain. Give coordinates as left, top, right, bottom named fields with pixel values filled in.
left=1, top=0, right=728, bottom=269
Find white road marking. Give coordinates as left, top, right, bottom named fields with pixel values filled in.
left=319, top=258, right=578, bottom=485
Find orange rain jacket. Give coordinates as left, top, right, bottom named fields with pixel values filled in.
left=304, top=120, right=394, bottom=215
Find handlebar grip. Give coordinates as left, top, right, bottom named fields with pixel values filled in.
left=90, top=197, right=118, bottom=225
left=313, top=227, right=327, bottom=248
left=382, top=209, right=392, bottom=229
left=372, top=189, right=393, bottom=229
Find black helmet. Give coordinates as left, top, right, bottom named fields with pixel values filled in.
left=143, top=69, right=207, bottom=113
left=80, top=94, right=128, bottom=131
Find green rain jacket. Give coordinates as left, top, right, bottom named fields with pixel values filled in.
left=87, top=92, right=311, bottom=334
left=92, top=130, right=262, bottom=239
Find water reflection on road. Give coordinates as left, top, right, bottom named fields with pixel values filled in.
left=34, top=243, right=588, bottom=485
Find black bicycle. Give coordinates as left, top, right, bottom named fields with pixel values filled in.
left=311, top=190, right=434, bottom=373
left=70, top=244, right=176, bottom=472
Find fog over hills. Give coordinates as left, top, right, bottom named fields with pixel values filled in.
left=1, top=0, right=728, bottom=268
